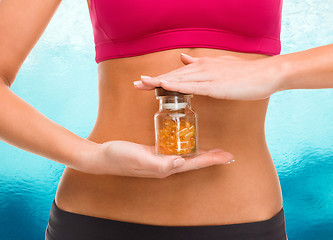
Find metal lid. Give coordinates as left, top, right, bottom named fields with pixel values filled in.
left=155, top=87, right=191, bottom=97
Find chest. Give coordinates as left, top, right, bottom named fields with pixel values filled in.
left=89, top=0, right=283, bottom=40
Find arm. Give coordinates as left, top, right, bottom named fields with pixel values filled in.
left=0, top=0, right=98, bottom=171
left=276, top=44, right=333, bottom=91
left=0, top=79, right=99, bottom=170
left=135, top=43, right=333, bottom=100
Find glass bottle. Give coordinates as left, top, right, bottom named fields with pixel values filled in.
left=154, top=87, right=198, bottom=158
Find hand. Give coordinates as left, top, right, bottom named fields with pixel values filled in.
left=134, top=53, right=284, bottom=101
left=79, top=140, right=234, bottom=178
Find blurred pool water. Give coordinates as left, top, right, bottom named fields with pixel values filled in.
left=0, top=0, right=332, bottom=239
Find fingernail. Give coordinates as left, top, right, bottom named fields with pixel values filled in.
left=226, top=159, right=235, bottom=164
left=133, top=80, right=142, bottom=87
left=181, top=52, right=192, bottom=58
left=160, top=80, right=169, bottom=84
left=173, top=158, right=185, bottom=168
left=141, top=75, right=152, bottom=80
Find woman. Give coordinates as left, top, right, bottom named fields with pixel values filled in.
left=0, top=0, right=298, bottom=239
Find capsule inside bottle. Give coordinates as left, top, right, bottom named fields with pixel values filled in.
left=157, top=117, right=197, bottom=156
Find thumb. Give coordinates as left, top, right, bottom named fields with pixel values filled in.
left=180, top=53, right=200, bottom=65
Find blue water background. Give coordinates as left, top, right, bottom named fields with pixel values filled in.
left=0, top=0, right=332, bottom=239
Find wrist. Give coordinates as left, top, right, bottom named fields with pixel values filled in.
left=271, top=54, right=295, bottom=92
left=70, top=138, right=103, bottom=174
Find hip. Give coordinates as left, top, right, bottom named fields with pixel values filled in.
left=55, top=140, right=283, bottom=226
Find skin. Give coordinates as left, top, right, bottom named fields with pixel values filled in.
left=2, top=0, right=331, bottom=227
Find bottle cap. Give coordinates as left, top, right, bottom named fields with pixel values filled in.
left=155, top=87, right=191, bottom=97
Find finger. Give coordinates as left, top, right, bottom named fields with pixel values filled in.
left=144, top=153, right=186, bottom=177
left=158, top=72, right=212, bottom=83
left=160, top=80, right=213, bottom=95
left=146, top=148, right=205, bottom=177
left=180, top=53, right=200, bottom=65
left=169, top=150, right=234, bottom=174
left=159, top=72, right=213, bottom=83
left=140, top=65, right=200, bottom=85
left=133, top=80, right=157, bottom=90
left=139, top=71, right=208, bottom=90
left=136, top=71, right=213, bottom=90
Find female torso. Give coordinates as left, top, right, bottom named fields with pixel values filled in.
left=55, top=47, right=282, bottom=226
left=54, top=0, right=283, bottom=226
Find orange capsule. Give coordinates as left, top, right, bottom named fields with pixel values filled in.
left=175, top=140, right=189, bottom=149
left=188, top=125, right=195, bottom=132
left=184, top=131, right=194, bottom=140
left=163, top=119, right=174, bottom=128
left=176, top=128, right=189, bottom=138
left=175, top=148, right=191, bottom=154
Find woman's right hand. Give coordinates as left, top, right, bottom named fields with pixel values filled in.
left=79, top=140, right=235, bottom=178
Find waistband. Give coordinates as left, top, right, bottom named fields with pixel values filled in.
left=94, top=28, right=281, bottom=63
left=46, top=199, right=287, bottom=240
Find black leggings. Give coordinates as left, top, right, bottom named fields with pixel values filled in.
left=45, top=200, right=287, bottom=240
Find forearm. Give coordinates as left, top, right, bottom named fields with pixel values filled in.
left=0, top=81, right=99, bottom=170
left=276, top=43, right=333, bottom=91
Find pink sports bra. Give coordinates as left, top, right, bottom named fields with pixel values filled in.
left=88, top=0, right=283, bottom=63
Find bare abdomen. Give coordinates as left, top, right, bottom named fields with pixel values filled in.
left=55, top=48, right=283, bottom=226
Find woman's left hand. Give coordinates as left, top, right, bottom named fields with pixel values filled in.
left=133, top=53, right=285, bottom=101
